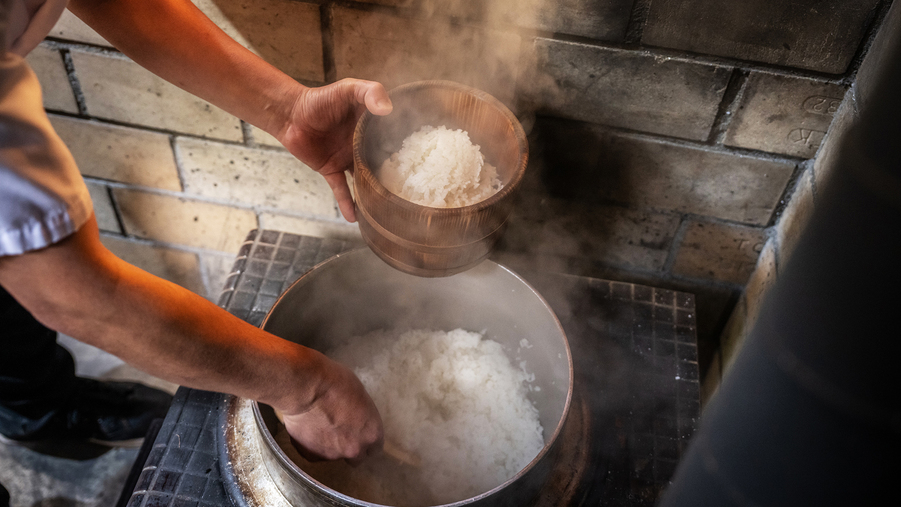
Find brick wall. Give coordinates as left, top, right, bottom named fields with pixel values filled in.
left=27, top=0, right=892, bottom=396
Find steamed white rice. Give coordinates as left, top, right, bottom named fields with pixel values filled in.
left=378, top=126, right=503, bottom=207
left=279, top=328, right=544, bottom=506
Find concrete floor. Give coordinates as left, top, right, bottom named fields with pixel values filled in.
left=0, top=335, right=179, bottom=507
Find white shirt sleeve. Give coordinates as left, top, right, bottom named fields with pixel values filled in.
left=0, top=50, right=93, bottom=256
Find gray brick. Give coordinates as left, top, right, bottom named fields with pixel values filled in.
left=356, top=0, right=632, bottom=40
left=114, top=189, right=257, bottom=253
left=510, top=0, right=632, bottom=40
left=192, top=0, right=324, bottom=82
left=724, top=73, right=847, bottom=158
left=176, top=137, right=337, bottom=218
left=642, top=0, right=881, bottom=75
left=70, top=50, right=243, bottom=141
left=26, top=44, right=78, bottom=114
left=522, top=39, right=731, bottom=141
left=49, top=9, right=111, bottom=46
left=331, top=5, right=522, bottom=106
left=100, top=235, right=206, bottom=296
left=248, top=125, right=282, bottom=148
left=49, top=115, right=181, bottom=191
left=85, top=180, right=121, bottom=233
left=534, top=119, right=796, bottom=225
left=671, top=220, right=766, bottom=285
left=501, top=197, right=681, bottom=272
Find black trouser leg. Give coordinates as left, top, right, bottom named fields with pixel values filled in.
left=0, top=480, right=9, bottom=507
left=0, top=285, right=76, bottom=432
left=0, top=286, right=173, bottom=445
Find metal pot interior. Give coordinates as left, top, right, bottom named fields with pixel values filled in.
left=256, top=248, right=573, bottom=505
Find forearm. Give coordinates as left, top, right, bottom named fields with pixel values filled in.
left=84, top=274, right=320, bottom=412
left=0, top=217, right=321, bottom=415
left=67, top=0, right=299, bottom=138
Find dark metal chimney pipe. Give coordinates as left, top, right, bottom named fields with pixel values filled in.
left=659, top=15, right=901, bottom=507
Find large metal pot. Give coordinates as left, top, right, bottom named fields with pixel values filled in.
left=253, top=248, right=572, bottom=506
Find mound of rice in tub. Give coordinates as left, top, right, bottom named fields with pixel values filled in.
left=275, top=328, right=544, bottom=506
left=378, top=126, right=504, bottom=207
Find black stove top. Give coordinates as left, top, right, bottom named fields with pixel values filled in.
left=121, top=230, right=699, bottom=507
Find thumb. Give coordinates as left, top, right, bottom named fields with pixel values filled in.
left=357, top=81, right=393, bottom=116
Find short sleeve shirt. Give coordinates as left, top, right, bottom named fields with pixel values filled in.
left=0, top=0, right=93, bottom=256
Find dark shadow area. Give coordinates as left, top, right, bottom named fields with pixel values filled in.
left=29, top=498, right=88, bottom=507
left=495, top=116, right=741, bottom=387
left=525, top=117, right=636, bottom=207
left=4, top=440, right=112, bottom=461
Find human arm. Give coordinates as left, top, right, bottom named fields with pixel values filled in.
left=66, top=0, right=392, bottom=222
left=0, top=216, right=382, bottom=461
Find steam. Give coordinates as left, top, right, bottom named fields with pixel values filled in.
left=338, top=0, right=634, bottom=318
left=334, top=0, right=562, bottom=112
left=338, top=5, right=691, bottom=494
left=336, top=1, right=586, bottom=275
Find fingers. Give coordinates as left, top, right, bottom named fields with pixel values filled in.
left=279, top=359, right=382, bottom=463
left=323, top=171, right=357, bottom=222
left=288, top=434, right=329, bottom=463
left=345, top=438, right=382, bottom=467
left=351, top=79, right=393, bottom=116
left=282, top=406, right=382, bottom=464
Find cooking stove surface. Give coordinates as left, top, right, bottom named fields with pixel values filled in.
left=122, top=230, right=699, bottom=507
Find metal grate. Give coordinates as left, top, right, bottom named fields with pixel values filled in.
left=125, top=389, right=230, bottom=507
left=522, top=273, right=700, bottom=505
left=216, top=230, right=359, bottom=327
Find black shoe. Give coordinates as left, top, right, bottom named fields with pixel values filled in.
left=0, top=378, right=173, bottom=448
left=0, top=481, right=9, bottom=507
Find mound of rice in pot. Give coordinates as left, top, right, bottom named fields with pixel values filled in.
left=277, top=328, right=544, bottom=506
